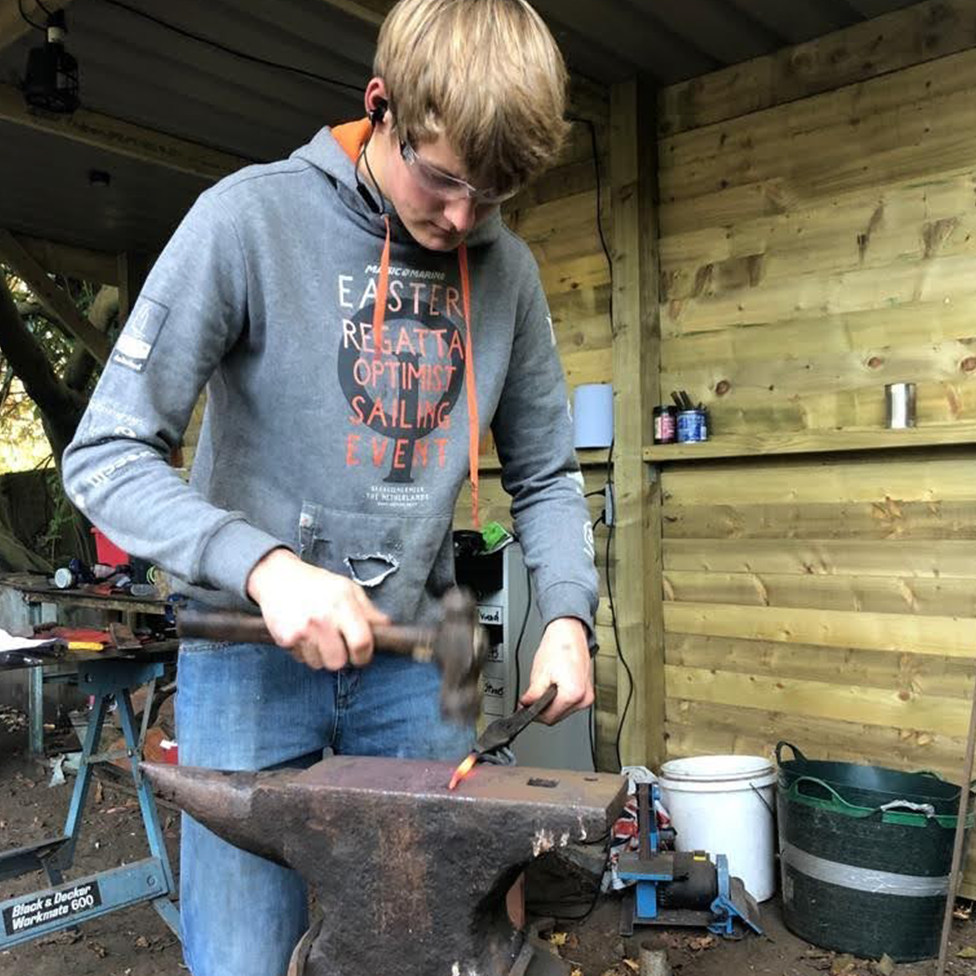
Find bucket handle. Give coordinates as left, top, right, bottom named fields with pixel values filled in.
left=775, top=741, right=807, bottom=765
left=790, top=777, right=969, bottom=828
left=788, top=776, right=876, bottom=818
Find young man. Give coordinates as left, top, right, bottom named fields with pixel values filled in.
left=62, top=0, right=599, bottom=972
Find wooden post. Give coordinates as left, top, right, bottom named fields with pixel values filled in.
left=116, top=251, right=153, bottom=325
left=609, top=77, right=665, bottom=768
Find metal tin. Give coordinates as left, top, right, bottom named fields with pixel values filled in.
left=653, top=405, right=677, bottom=444
left=677, top=409, right=708, bottom=443
left=885, top=383, right=916, bottom=429
left=53, top=567, right=77, bottom=589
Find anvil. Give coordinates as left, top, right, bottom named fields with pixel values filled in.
left=143, top=756, right=625, bottom=976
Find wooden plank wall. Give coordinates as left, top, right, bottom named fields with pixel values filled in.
left=657, top=1, right=976, bottom=895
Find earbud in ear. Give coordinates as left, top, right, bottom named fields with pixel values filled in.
left=369, top=98, right=388, bottom=127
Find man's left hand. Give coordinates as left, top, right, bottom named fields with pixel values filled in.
left=520, top=617, right=594, bottom=724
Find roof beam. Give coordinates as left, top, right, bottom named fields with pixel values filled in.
left=316, top=0, right=390, bottom=30
left=17, top=234, right=118, bottom=285
left=0, top=82, right=249, bottom=181
left=0, top=0, right=74, bottom=56
left=0, top=228, right=111, bottom=362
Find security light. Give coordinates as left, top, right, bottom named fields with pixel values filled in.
left=23, top=10, right=79, bottom=114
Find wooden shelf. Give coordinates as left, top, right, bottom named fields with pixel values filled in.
left=642, top=424, right=976, bottom=463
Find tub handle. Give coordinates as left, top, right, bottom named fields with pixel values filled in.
left=789, top=776, right=874, bottom=817
left=775, top=741, right=806, bottom=765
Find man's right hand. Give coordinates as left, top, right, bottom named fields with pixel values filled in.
left=245, top=548, right=390, bottom=670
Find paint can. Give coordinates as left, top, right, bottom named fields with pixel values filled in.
left=885, top=382, right=916, bottom=429
left=653, top=406, right=677, bottom=444
left=676, top=409, right=708, bottom=443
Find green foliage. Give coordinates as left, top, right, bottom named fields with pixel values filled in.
left=34, top=471, right=77, bottom=563
left=0, top=266, right=103, bottom=472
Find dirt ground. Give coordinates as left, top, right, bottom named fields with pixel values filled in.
left=0, top=706, right=974, bottom=976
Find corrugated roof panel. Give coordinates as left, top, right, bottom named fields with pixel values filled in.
left=0, top=120, right=209, bottom=252
left=0, top=0, right=934, bottom=254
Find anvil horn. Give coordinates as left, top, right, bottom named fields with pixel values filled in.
left=140, top=763, right=289, bottom=865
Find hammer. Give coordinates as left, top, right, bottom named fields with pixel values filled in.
left=176, top=587, right=488, bottom=723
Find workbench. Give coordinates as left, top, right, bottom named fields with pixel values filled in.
left=0, top=636, right=180, bottom=947
left=0, top=572, right=168, bottom=754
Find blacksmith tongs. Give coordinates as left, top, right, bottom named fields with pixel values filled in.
left=448, top=684, right=557, bottom=789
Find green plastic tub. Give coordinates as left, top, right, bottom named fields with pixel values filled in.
left=776, top=742, right=973, bottom=962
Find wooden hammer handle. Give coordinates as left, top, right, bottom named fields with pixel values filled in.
left=177, top=608, right=433, bottom=658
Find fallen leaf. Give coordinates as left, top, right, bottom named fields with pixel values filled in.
left=623, top=960, right=640, bottom=972
left=831, top=955, right=856, bottom=975
left=956, top=947, right=976, bottom=959
left=94, top=780, right=104, bottom=805
left=571, top=970, right=583, bottom=976
left=87, top=940, right=108, bottom=958
left=135, top=935, right=150, bottom=948
left=872, top=953, right=895, bottom=976
left=549, top=932, right=568, bottom=947
left=688, top=935, right=715, bottom=952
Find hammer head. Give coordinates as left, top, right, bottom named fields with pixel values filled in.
left=432, top=586, right=488, bottom=724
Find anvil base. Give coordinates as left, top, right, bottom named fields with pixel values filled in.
left=144, top=755, right=625, bottom=976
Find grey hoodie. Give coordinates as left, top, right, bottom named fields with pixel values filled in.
left=62, top=125, right=599, bottom=633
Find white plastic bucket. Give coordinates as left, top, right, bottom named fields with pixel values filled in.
left=659, top=755, right=777, bottom=902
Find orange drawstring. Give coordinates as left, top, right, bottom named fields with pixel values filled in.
left=333, top=118, right=480, bottom=527
left=372, top=215, right=391, bottom=361
left=458, top=243, right=480, bottom=529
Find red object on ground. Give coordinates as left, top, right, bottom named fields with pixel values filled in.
left=91, top=527, right=129, bottom=566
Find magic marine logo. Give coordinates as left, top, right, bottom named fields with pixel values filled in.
left=336, top=271, right=466, bottom=485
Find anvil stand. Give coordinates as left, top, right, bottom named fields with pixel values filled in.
left=0, top=658, right=179, bottom=948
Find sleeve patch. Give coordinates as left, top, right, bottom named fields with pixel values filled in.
left=112, top=297, right=169, bottom=373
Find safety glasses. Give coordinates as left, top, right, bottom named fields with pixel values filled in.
left=399, top=138, right=519, bottom=206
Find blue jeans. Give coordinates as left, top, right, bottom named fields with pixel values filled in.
left=175, top=641, right=474, bottom=976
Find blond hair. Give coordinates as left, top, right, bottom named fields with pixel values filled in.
left=374, top=0, right=570, bottom=192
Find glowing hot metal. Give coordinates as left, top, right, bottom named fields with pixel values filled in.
left=448, top=751, right=477, bottom=790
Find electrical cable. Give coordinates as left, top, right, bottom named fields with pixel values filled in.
left=96, top=0, right=365, bottom=97
left=358, top=136, right=387, bottom=216
left=33, top=0, right=53, bottom=16
left=18, top=0, right=46, bottom=32
left=588, top=511, right=606, bottom=774
left=513, top=560, right=532, bottom=707
left=567, top=116, right=612, bottom=278
left=568, top=115, right=630, bottom=773
left=606, top=440, right=633, bottom=775
left=546, top=844, right=613, bottom=924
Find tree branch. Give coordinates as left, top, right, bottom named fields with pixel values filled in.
left=0, top=271, right=86, bottom=461
left=64, top=285, right=118, bottom=392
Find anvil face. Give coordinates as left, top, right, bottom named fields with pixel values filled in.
left=144, top=756, right=625, bottom=976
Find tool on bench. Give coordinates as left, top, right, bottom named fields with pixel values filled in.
left=448, top=683, right=557, bottom=789
left=176, top=586, right=488, bottom=722
left=617, top=781, right=763, bottom=938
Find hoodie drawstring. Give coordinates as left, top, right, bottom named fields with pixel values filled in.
left=342, top=117, right=480, bottom=528
left=372, top=215, right=392, bottom=363
left=458, top=242, right=479, bottom=529
left=370, top=226, right=480, bottom=529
